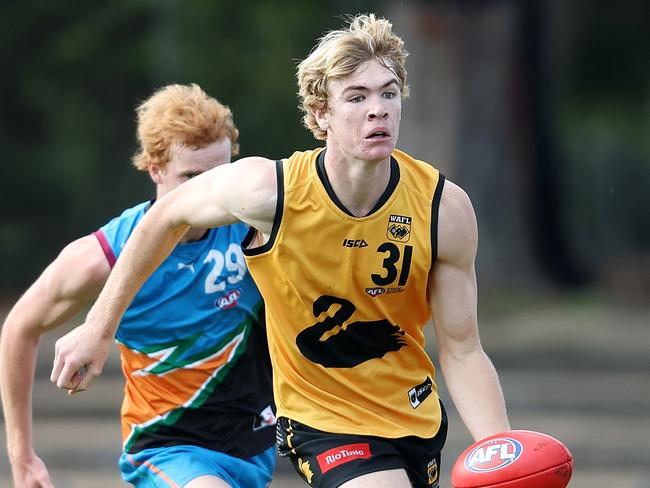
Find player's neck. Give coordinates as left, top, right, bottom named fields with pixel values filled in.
left=322, top=149, right=391, bottom=217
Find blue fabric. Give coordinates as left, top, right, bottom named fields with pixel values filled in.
left=119, top=445, right=275, bottom=488
left=99, top=201, right=262, bottom=353
left=97, top=201, right=275, bottom=466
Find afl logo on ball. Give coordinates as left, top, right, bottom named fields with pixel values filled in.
left=464, top=438, right=523, bottom=473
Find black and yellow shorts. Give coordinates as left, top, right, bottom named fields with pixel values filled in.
left=276, top=406, right=447, bottom=488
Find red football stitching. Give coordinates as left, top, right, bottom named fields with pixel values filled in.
left=533, top=441, right=549, bottom=451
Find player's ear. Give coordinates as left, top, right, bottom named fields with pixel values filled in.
left=148, top=164, right=163, bottom=184
left=314, top=108, right=329, bottom=132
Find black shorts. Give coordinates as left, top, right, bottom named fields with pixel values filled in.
left=276, top=405, right=447, bottom=488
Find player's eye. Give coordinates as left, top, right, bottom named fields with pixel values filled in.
left=349, top=95, right=365, bottom=103
left=383, top=90, right=396, bottom=99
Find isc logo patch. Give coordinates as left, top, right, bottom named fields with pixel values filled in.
left=464, top=438, right=523, bottom=472
left=342, top=238, right=368, bottom=248
left=387, top=214, right=411, bottom=242
left=408, top=376, right=433, bottom=408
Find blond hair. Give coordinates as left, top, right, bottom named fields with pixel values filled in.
left=132, top=83, right=239, bottom=170
left=297, top=14, right=409, bottom=140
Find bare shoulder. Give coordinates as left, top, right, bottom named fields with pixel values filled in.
left=230, top=156, right=278, bottom=190
left=4, top=234, right=109, bottom=332
left=437, top=179, right=478, bottom=266
left=226, top=156, right=279, bottom=231
left=50, top=234, right=111, bottom=300
left=164, top=156, right=278, bottom=234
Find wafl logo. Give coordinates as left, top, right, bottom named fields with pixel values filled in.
left=387, top=214, right=411, bottom=242
left=215, top=289, right=241, bottom=310
left=464, top=437, right=523, bottom=473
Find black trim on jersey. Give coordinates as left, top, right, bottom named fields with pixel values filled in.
left=316, top=150, right=401, bottom=217
left=242, top=160, right=284, bottom=256
left=430, top=174, right=446, bottom=263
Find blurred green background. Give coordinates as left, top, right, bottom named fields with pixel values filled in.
left=1, top=1, right=649, bottom=487
left=1, top=0, right=648, bottom=300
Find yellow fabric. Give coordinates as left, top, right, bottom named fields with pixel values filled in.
left=244, top=147, right=444, bottom=438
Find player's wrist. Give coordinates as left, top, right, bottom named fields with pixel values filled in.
left=7, top=443, right=35, bottom=464
left=84, top=309, right=119, bottom=340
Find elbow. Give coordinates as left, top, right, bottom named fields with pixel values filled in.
left=1, top=316, right=42, bottom=349
left=438, top=339, right=485, bottom=365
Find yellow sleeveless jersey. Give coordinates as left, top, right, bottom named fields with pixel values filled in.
left=242, top=148, right=446, bottom=439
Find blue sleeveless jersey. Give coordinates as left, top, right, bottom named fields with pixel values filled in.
left=94, top=201, right=275, bottom=458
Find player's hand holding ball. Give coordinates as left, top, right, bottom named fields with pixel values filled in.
left=451, top=430, right=573, bottom=487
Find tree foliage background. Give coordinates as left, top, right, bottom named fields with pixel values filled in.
left=1, top=0, right=648, bottom=299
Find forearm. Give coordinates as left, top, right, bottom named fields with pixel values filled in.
left=440, top=348, right=510, bottom=441
left=432, top=182, right=510, bottom=440
left=0, top=322, right=40, bottom=461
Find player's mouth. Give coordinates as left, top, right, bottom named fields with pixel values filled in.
left=365, top=128, right=391, bottom=140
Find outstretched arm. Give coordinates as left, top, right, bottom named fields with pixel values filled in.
left=0, top=235, right=110, bottom=487
left=429, top=180, right=510, bottom=441
left=50, top=156, right=278, bottom=393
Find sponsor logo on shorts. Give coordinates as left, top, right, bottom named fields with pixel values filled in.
left=215, top=289, right=241, bottom=309
left=427, top=458, right=439, bottom=486
left=316, top=443, right=372, bottom=473
left=464, top=438, right=523, bottom=472
left=408, top=376, right=433, bottom=408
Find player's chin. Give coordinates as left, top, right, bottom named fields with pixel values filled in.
left=360, top=141, right=395, bottom=161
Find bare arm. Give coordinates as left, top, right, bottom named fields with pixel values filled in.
left=50, top=156, right=278, bottom=392
left=429, top=181, right=510, bottom=441
left=0, top=235, right=110, bottom=487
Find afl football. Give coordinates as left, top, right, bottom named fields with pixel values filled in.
left=450, top=430, right=573, bottom=488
